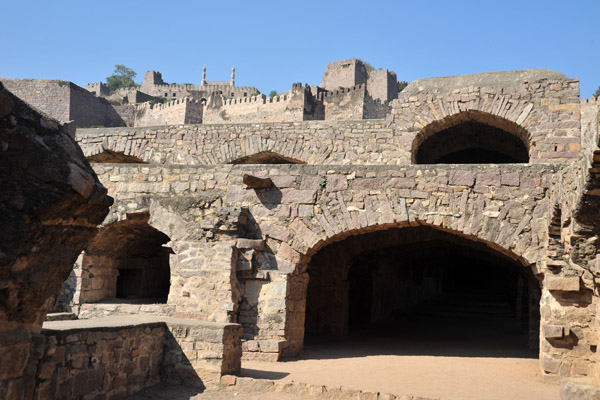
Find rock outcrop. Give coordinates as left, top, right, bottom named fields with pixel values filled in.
left=0, top=82, right=111, bottom=395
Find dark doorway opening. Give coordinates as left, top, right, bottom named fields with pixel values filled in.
left=304, top=227, right=540, bottom=358
left=84, top=214, right=172, bottom=304
left=414, top=120, right=529, bottom=164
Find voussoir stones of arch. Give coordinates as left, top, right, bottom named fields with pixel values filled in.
left=0, top=83, right=111, bottom=382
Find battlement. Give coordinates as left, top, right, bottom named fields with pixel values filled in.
left=317, top=84, right=366, bottom=100
left=85, top=82, right=109, bottom=96
left=134, top=97, right=202, bottom=111
left=581, top=96, right=600, bottom=104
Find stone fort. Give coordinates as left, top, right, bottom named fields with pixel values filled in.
left=1, top=58, right=600, bottom=399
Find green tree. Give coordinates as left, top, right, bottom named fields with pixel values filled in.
left=106, top=64, right=137, bottom=93
left=595, top=85, right=600, bottom=98
left=269, top=90, right=278, bottom=97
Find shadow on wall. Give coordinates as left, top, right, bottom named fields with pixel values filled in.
left=161, top=329, right=206, bottom=391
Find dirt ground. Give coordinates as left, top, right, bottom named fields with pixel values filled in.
left=130, top=299, right=561, bottom=400
left=238, top=312, right=561, bottom=400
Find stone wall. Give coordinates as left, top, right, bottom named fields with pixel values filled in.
left=320, top=85, right=366, bottom=120
left=77, top=81, right=580, bottom=165
left=87, top=163, right=555, bottom=358
left=1, top=78, right=71, bottom=121
left=1, top=78, right=126, bottom=128
left=162, top=318, right=243, bottom=389
left=367, top=69, right=398, bottom=102
left=11, top=316, right=243, bottom=399
left=168, top=241, right=241, bottom=323
left=134, top=98, right=203, bottom=127
left=202, top=83, right=310, bottom=124
left=394, top=75, right=581, bottom=163
left=27, top=320, right=165, bottom=399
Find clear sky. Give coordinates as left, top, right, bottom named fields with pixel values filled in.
left=2, top=0, right=599, bottom=97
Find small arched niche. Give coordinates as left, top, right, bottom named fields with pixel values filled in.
left=412, top=111, right=530, bottom=164
left=230, top=151, right=305, bottom=165
left=81, top=213, right=172, bottom=304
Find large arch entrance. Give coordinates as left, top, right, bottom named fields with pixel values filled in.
left=302, top=225, right=540, bottom=358
left=412, top=111, right=530, bottom=164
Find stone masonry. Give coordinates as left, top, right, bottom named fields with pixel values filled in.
left=66, top=65, right=600, bottom=387
left=3, top=60, right=600, bottom=398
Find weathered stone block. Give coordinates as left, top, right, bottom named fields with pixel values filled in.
left=543, top=324, right=566, bottom=339
left=561, top=379, right=600, bottom=400
left=547, top=277, right=580, bottom=292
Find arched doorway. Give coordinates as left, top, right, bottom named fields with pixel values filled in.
left=412, top=111, right=530, bottom=164
left=302, top=225, right=540, bottom=357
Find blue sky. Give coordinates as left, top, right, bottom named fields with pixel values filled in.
left=2, top=0, right=599, bottom=97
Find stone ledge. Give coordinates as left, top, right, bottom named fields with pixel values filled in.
left=42, top=315, right=240, bottom=333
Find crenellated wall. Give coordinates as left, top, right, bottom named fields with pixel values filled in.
left=133, top=97, right=203, bottom=127
left=203, top=83, right=311, bottom=124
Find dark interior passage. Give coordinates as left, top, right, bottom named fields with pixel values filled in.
left=85, top=214, right=172, bottom=303
left=414, top=120, right=529, bottom=164
left=305, top=227, right=540, bottom=357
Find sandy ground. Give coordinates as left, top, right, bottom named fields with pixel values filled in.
left=130, top=298, right=561, bottom=400
left=243, top=354, right=559, bottom=400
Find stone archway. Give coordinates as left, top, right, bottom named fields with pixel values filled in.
left=282, top=220, right=543, bottom=358
left=412, top=111, right=531, bottom=164
left=302, top=225, right=540, bottom=354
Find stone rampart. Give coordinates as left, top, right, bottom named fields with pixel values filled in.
left=203, top=83, right=310, bottom=124
left=76, top=77, right=581, bottom=165
left=1, top=78, right=126, bottom=128
left=319, top=84, right=366, bottom=120
left=134, top=97, right=203, bottom=127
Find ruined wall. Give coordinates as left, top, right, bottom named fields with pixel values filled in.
left=367, top=69, right=398, bottom=102
left=321, top=59, right=368, bottom=90
left=203, top=84, right=309, bottom=124
left=134, top=98, right=203, bottom=127
left=14, top=316, right=243, bottom=399
left=77, top=80, right=580, bottom=165
left=89, top=163, right=555, bottom=359
left=68, top=84, right=125, bottom=128
left=1, top=78, right=71, bottom=121
left=1, top=78, right=125, bottom=128
left=113, top=104, right=136, bottom=127
left=85, top=82, right=109, bottom=97
left=168, top=241, right=240, bottom=323
left=395, top=74, right=581, bottom=163
left=320, top=85, right=366, bottom=120
left=26, top=322, right=165, bottom=399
